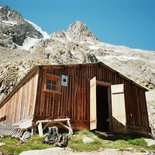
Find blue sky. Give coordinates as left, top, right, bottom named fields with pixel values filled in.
left=1, top=0, right=155, bottom=51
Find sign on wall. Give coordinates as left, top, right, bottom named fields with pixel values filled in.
left=61, top=75, right=68, bottom=86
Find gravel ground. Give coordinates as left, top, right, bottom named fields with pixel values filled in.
left=19, top=147, right=154, bottom=155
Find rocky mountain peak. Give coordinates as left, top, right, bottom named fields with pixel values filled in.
left=65, top=21, right=98, bottom=42
left=0, top=6, right=45, bottom=49
left=0, top=5, right=22, bottom=21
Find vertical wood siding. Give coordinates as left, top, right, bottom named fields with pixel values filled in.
left=0, top=71, right=39, bottom=125
left=124, top=83, right=150, bottom=131
left=0, top=63, right=149, bottom=132
left=34, top=64, right=149, bottom=132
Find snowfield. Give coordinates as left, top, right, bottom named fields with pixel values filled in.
left=25, top=19, right=50, bottom=39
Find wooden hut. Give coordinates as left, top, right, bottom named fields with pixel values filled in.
left=0, top=62, right=150, bottom=134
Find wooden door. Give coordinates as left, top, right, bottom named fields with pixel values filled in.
left=111, top=84, right=126, bottom=132
left=90, top=77, right=97, bottom=130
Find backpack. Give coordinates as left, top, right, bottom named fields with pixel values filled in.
left=54, top=135, right=69, bottom=147
left=42, top=126, right=59, bottom=144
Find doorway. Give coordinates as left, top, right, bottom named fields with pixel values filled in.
left=96, top=85, right=110, bottom=131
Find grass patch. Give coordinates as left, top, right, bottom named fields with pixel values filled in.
left=68, top=130, right=103, bottom=151
left=0, top=135, right=51, bottom=154
left=128, top=138, right=147, bottom=146
left=0, top=130, right=155, bottom=154
left=69, top=130, right=155, bottom=152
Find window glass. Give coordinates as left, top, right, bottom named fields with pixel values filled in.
left=45, top=74, right=60, bottom=92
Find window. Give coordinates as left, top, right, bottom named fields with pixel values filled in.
left=47, top=80, right=57, bottom=90
left=45, top=74, right=61, bottom=93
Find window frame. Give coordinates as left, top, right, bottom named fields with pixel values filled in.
left=44, top=74, right=62, bottom=94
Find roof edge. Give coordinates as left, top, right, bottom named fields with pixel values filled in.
left=39, top=62, right=148, bottom=91
left=98, top=62, right=148, bottom=91
left=0, top=62, right=148, bottom=108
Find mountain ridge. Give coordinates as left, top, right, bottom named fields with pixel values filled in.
left=0, top=5, right=47, bottom=49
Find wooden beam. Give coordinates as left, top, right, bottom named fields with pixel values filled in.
left=96, top=80, right=111, bottom=87
left=38, top=122, right=43, bottom=137
left=36, top=118, right=73, bottom=137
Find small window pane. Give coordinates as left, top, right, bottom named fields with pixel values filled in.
left=47, top=80, right=51, bottom=84
left=47, top=85, right=51, bottom=90
left=46, top=75, right=60, bottom=92
left=52, top=86, right=57, bottom=90
left=47, top=85, right=57, bottom=90
left=47, top=80, right=56, bottom=85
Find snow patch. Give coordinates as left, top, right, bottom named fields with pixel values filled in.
left=118, top=55, right=142, bottom=61
left=64, top=32, right=72, bottom=41
left=96, top=55, right=116, bottom=60
left=86, top=40, right=95, bottom=44
left=20, top=37, right=39, bottom=50
left=96, top=55, right=142, bottom=61
left=2, top=20, right=17, bottom=25
left=89, top=45, right=99, bottom=50
left=79, top=41, right=85, bottom=44
left=25, top=19, right=50, bottom=39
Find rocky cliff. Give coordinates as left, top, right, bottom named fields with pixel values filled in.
left=0, top=6, right=155, bottom=133
left=0, top=6, right=48, bottom=49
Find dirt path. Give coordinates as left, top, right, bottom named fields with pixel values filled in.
left=19, top=147, right=153, bottom=155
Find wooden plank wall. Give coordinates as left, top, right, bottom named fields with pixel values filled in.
left=34, top=64, right=150, bottom=132
left=34, top=66, right=90, bottom=129
left=0, top=71, right=39, bottom=126
left=124, top=83, right=150, bottom=131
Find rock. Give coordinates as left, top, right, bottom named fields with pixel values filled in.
left=19, top=148, right=152, bottom=155
left=82, top=136, right=94, bottom=143
left=20, top=148, right=72, bottom=155
left=144, top=138, right=155, bottom=146
left=0, top=142, right=5, bottom=146
left=0, top=5, right=22, bottom=21
left=0, top=6, right=43, bottom=48
left=65, top=21, right=98, bottom=42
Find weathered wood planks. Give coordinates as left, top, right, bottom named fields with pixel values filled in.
left=0, top=63, right=150, bottom=133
